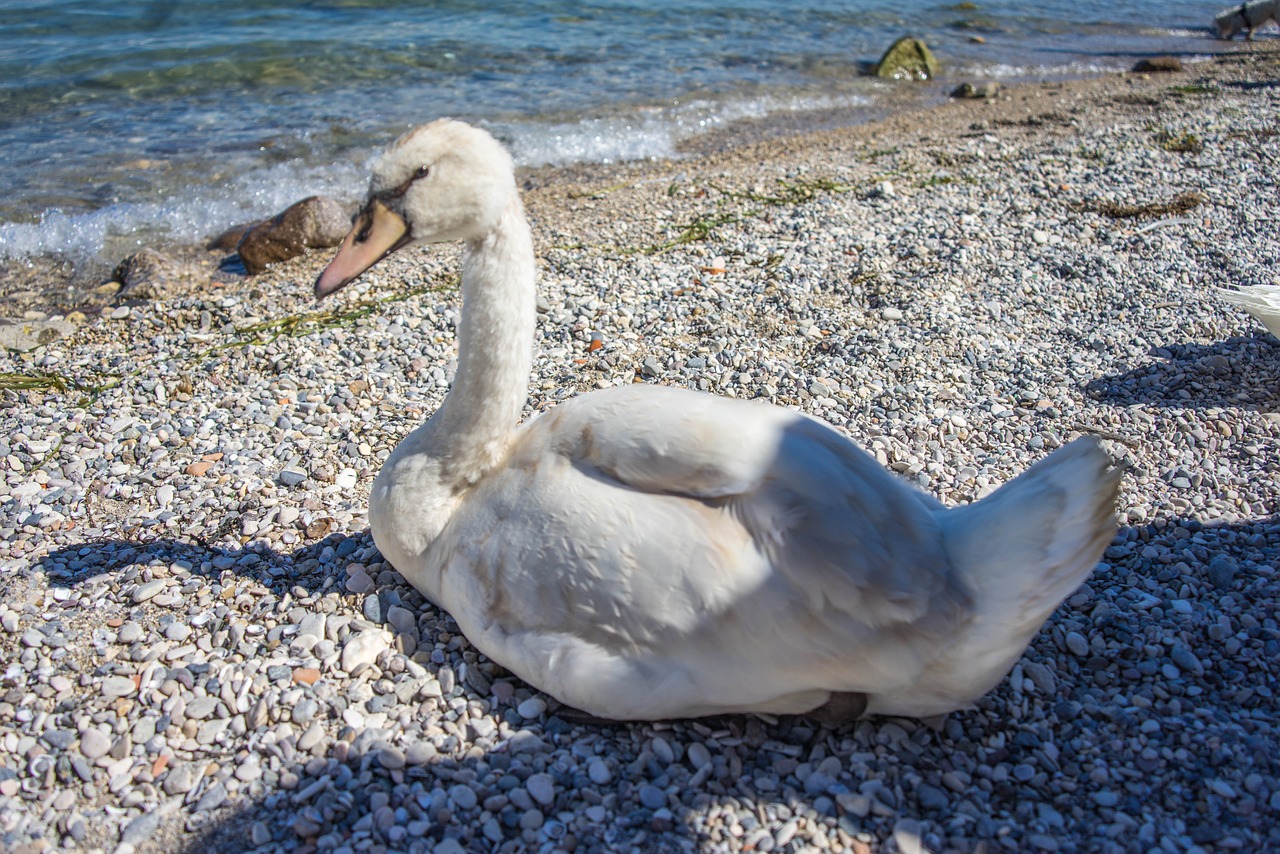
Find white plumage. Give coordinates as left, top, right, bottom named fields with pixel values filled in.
left=314, top=119, right=1121, bottom=722
left=1218, top=285, right=1280, bottom=340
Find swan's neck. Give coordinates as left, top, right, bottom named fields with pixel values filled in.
left=425, top=195, right=536, bottom=479
left=370, top=195, right=535, bottom=566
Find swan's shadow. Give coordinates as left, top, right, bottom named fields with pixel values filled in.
left=32, top=509, right=1280, bottom=852
left=1085, top=335, right=1280, bottom=412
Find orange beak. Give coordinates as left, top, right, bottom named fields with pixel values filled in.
left=314, top=199, right=411, bottom=300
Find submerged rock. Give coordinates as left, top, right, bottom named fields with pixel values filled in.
left=874, top=37, right=940, bottom=80
left=951, top=81, right=1001, bottom=99
left=237, top=195, right=350, bottom=275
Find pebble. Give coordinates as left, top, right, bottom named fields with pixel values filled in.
left=516, top=697, right=546, bottom=719
left=78, top=728, right=112, bottom=759
left=587, top=757, right=612, bottom=785
left=131, top=579, right=166, bottom=603
left=341, top=629, right=391, bottom=672
left=1064, top=631, right=1089, bottom=657
left=0, top=54, right=1278, bottom=854
left=526, top=773, right=556, bottom=806
left=102, top=675, right=136, bottom=697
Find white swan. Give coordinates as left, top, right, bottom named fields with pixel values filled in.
left=315, top=119, right=1121, bottom=722
left=1217, top=285, right=1280, bottom=340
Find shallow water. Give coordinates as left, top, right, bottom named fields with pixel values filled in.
left=0, top=0, right=1227, bottom=262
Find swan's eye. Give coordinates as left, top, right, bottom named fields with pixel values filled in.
left=414, top=165, right=430, bottom=180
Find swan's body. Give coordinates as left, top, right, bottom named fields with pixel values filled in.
left=316, top=119, right=1120, bottom=721
left=1218, top=285, right=1280, bottom=340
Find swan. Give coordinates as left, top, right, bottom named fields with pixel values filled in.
left=314, top=119, right=1121, bottom=721
left=1217, top=285, right=1280, bottom=340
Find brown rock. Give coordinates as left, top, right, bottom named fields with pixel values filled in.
left=112, top=248, right=177, bottom=299
left=1131, top=56, right=1182, bottom=73
left=236, top=196, right=350, bottom=275
left=186, top=460, right=213, bottom=477
left=208, top=221, right=263, bottom=252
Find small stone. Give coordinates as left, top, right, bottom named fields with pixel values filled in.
left=687, top=742, right=712, bottom=770
left=377, top=747, right=406, bottom=770
left=342, top=629, right=391, bottom=672
left=1207, top=555, right=1238, bottom=589
left=163, top=764, right=197, bottom=795
left=406, top=741, right=437, bottom=765
left=292, top=667, right=321, bottom=686
left=587, top=757, right=612, bottom=785
left=251, top=822, right=272, bottom=846
left=297, top=723, right=325, bottom=752
left=916, top=782, right=949, bottom=811
left=79, top=729, right=111, bottom=759
left=102, top=675, right=136, bottom=698
left=1093, top=790, right=1120, bottom=807
left=345, top=571, right=374, bottom=595
left=132, top=579, right=166, bottom=603
left=278, top=469, right=307, bottom=487
left=186, top=696, right=219, bottom=720
left=1171, top=646, right=1204, bottom=676
left=516, top=697, right=546, bottom=719
left=1065, top=631, right=1089, bottom=657
left=119, top=810, right=163, bottom=847
left=638, top=784, right=666, bottom=810
left=449, top=784, right=478, bottom=810
left=195, top=782, right=227, bottom=812
left=526, top=772, right=556, bottom=806
left=386, top=605, right=416, bottom=635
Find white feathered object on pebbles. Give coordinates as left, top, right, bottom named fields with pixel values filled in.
left=1217, top=285, right=1280, bottom=340
left=313, top=118, right=1122, bottom=722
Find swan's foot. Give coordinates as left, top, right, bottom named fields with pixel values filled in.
left=806, top=691, right=868, bottom=727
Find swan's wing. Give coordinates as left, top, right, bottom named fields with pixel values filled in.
left=541, top=384, right=972, bottom=634
left=428, top=384, right=973, bottom=717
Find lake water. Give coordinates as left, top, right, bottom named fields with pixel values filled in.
left=0, top=0, right=1227, bottom=263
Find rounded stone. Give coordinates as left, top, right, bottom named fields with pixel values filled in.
left=79, top=729, right=112, bottom=759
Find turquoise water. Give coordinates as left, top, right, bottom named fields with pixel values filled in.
left=0, top=0, right=1223, bottom=261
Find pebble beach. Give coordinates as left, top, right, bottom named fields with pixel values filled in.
left=1, top=42, right=1279, bottom=854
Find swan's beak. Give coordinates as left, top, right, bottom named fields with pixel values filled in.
left=314, top=199, right=411, bottom=300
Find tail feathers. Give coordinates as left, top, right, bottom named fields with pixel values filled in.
left=1217, top=286, right=1280, bottom=338
left=939, top=436, right=1120, bottom=681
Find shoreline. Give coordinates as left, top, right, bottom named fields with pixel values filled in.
left=0, top=41, right=1245, bottom=322
left=1, top=43, right=1279, bottom=854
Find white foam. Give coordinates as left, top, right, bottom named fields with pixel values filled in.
left=0, top=93, right=877, bottom=261
left=501, top=91, right=876, bottom=168
left=0, top=158, right=370, bottom=263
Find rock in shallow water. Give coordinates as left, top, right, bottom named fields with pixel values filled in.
left=237, top=195, right=350, bottom=275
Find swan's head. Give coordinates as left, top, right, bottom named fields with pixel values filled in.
left=315, top=118, right=516, bottom=299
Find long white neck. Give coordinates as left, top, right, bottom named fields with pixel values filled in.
left=369, top=194, right=535, bottom=568
left=432, top=195, right=536, bottom=477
